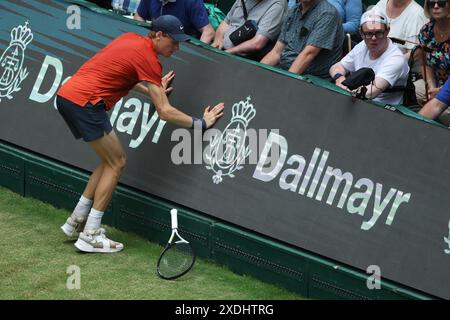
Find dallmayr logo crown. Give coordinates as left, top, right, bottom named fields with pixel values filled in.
left=205, top=96, right=256, bottom=184
left=10, top=22, right=33, bottom=49
left=231, top=96, right=256, bottom=127
left=0, top=21, right=33, bottom=102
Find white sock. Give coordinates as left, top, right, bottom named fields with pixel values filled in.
left=71, top=195, right=93, bottom=221
left=84, top=208, right=104, bottom=232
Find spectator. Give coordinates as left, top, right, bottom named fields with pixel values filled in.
left=211, top=0, right=288, bottom=61
left=134, top=0, right=215, bottom=44
left=260, top=0, right=344, bottom=79
left=414, top=0, right=450, bottom=112
left=329, top=10, right=410, bottom=105
left=418, top=76, right=450, bottom=120
left=328, top=0, right=363, bottom=34
left=373, top=0, right=428, bottom=57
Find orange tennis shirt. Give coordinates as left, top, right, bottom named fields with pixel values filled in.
left=57, top=32, right=162, bottom=111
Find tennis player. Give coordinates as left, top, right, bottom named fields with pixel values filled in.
left=57, top=15, right=224, bottom=253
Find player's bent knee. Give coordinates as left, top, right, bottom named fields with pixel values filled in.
left=113, top=153, right=127, bottom=173
left=104, top=153, right=126, bottom=174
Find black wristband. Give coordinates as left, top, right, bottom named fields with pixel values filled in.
left=191, top=117, right=206, bottom=130
left=333, top=73, right=344, bottom=82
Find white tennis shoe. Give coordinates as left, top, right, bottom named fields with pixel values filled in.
left=74, top=228, right=124, bottom=253
left=61, top=216, right=86, bottom=237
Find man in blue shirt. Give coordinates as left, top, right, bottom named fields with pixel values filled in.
left=327, top=0, right=362, bottom=34
left=419, top=78, right=450, bottom=123
left=134, top=0, right=215, bottom=44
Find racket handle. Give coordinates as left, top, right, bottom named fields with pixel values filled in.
left=170, top=208, right=178, bottom=229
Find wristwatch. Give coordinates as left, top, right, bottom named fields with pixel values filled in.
left=333, top=73, right=344, bottom=82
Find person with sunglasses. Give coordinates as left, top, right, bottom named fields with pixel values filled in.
left=414, top=0, right=450, bottom=121
left=329, top=10, right=409, bottom=105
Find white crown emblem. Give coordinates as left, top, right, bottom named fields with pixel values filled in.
left=205, top=96, right=256, bottom=184
left=10, top=21, right=33, bottom=49
left=231, top=96, right=256, bottom=127
left=0, top=22, right=33, bottom=102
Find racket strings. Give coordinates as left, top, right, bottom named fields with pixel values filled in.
left=158, top=242, right=194, bottom=279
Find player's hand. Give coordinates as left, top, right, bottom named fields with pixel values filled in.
left=162, top=70, right=175, bottom=96
left=203, top=103, right=224, bottom=129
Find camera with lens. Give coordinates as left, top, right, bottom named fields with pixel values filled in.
left=342, top=68, right=375, bottom=100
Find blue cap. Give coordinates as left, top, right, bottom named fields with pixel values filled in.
left=152, top=15, right=190, bottom=42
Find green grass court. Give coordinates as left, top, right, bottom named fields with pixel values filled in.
left=0, top=187, right=303, bottom=300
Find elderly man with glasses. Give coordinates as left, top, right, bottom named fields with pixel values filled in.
left=329, top=9, right=410, bottom=105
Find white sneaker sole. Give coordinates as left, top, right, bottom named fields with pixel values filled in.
left=74, top=238, right=124, bottom=253
left=61, top=222, right=80, bottom=237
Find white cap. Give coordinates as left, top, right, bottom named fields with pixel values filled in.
left=360, top=9, right=389, bottom=27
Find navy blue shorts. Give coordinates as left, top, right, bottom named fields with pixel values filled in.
left=56, top=95, right=113, bottom=142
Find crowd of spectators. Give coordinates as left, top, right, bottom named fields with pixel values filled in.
left=88, top=0, right=449, bottom=125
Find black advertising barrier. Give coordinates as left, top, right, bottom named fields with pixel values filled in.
left=1, top=0, right=450, bottom=298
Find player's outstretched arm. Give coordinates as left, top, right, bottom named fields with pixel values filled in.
left=147, top=82, right=224, bottom=129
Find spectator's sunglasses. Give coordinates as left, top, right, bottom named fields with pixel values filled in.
left=360, top=31, right=386, bottom=39
left=427, top=0, right=448, bottom=8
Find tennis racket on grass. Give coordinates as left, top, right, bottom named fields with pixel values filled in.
left=157, top=209, right=196, bottom=280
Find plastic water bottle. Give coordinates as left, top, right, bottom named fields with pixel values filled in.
left=111, top=0, right=126, bottom=14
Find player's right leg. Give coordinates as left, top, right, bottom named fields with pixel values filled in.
left=56, top=97, right=120, bottom=246
left=74, top=130, right=126, bottom=253
left=61, top=164, right=104, bottom=237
